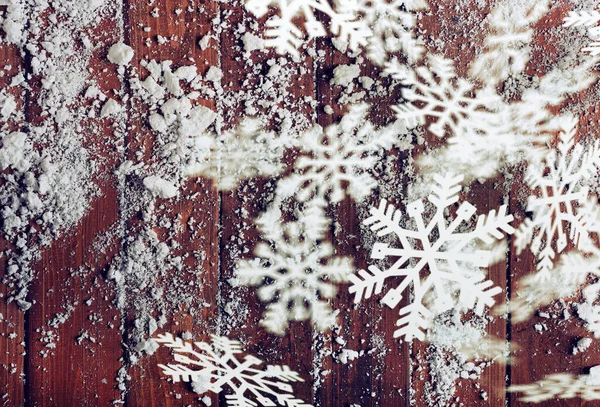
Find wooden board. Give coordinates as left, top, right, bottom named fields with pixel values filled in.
left=1, top=0, right=599, bottom=406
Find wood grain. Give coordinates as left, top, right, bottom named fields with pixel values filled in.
left=0, top=40, right=25, bottom=407
left=1, top=0, right=599, bottom=406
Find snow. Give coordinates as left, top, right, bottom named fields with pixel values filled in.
left=100, top=98, right=121, bottom=117
left=107, top=42, right=134, bottom=66
left=242, top=32, right=264, bottom=53
left=0, top=132, right=30, bottom=172
left=331, top=64, right=361, bottom=87
left=143, top=176, right=179, bottom=199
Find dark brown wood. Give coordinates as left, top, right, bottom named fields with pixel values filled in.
left=22, top=4, right=125, bottom=406
left=0, top=39, right=26, bottom=407
left=3, top=0, right=600, bottom=406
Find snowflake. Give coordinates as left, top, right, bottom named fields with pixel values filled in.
left=349, top=173, right=514, bottom=341
left=412, top=57, right=598, bottom=183
left=470, top=0, right=549, bottom=85
left=509, top=372, right=600, bottom=403
left=184, top=118, right=291, bottom=190
left=563, top=10, right=600, bottom=55
left=515, top=115, right=600, bottom=275
left=156, top=333, right=313, bottom=407
left=355, top=0, right=428, bottom=66
left=244, top=0, right=371, bottom=58
left=277, top=104, right=403, bottom=203
left=235, top=199, right=353, bottom=335
left=392, top=55, right=502, bottom=139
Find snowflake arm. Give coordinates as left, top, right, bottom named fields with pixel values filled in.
left=510, top=373, right=600, bottom=403
left=563, top=10, right=600, bottom=55
left=470, top=0, right=550, bottom=85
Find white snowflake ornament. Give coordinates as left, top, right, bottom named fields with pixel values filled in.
left=509, top=372, right=600, bottom=403
left=156, top=333, right=313, bottom=407
left=355, top=0, right=428, bottom=66
left=470, top=0, right=549, bottom=85
left=184, top=118, right=291, bottom=190
left=235, top=199, right=353, bottom=335
left=245, top=0, right=371, bottom=58
left=277, top=104, right=403, bottom=203
left=350, top=174, right=514, bottom=341
left=515, top=115, right=600, bottom=275
left=393, top=55, right=502, bottom=139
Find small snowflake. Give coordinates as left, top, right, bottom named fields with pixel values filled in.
left=245, top=0, right=371, bottom=58
left=349, top=173, right=514, bottom=341
left=470, top=0, right=549, bottom=84
left=563, top=10, right=600, bottom=55
left=156, top=333, right=313, bottom=407
left=393, top=55, right=502, bottom=139
left=184, top=118, right=291, bottom=190
left=235, top=199, right=353, bottom=335
left=277, top=104, right=403, bottom=203
left=515, top=115, right=600, bottom=275
left=356, top=0, right=428, bottom=66
left=509, top=371, right=600, bottom=403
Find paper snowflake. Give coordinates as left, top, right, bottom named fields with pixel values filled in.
left=277, top=104, right=403, bottom=203
left=563, top=10, right=600, bottom=55
left=244, top=0, right=371, bottom=58
left=509, top=372, right=600, bottom=403
left=357, top=0, right=428, bottom=66
left=470, top=0, right=549, bottom=85
left=156, top=333, right=313, bottom=407
left=515, top=115, right=600, bottom=275
left=413, top=59, right=598, bottom=183
left=184, top=119, right=291, bottom=190
left=235, top=199, right=353, bottom=335
left=393, top=55, right=502, bottom=139
left=349, top=173, right=514, bottom=341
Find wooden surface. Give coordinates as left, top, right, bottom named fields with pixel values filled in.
left=1, top=0, right=600, bottom=406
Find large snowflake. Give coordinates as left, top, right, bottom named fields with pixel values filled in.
left=156, top=333, right=313, bottom=407
left=244, top=0, right=371, bottom=58
left=184, top=118, right=291, bottom=190
left=393, top=55, right=502, bottom=139
left=349, top=173, right=514, bottom=341
left=277, top=104, right=402, bottom=203
left=235, top=200, right=353, bottom=335
left=515, top=115, right=600, bottom=275
left=563, top=10, right=600, bottom=55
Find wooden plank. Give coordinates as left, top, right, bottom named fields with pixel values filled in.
left=309, top=28, right=415, bottom=404
left=121, top=0, right=221, bottom=406
left=507, top=3, right=600, bottom=406
left=216, top=2, right=317, bottom=406
left=0, top=38, right=26, bottom=407
left=22, top=2, right=126, bottom=406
